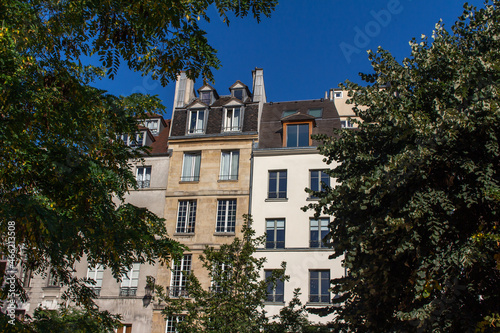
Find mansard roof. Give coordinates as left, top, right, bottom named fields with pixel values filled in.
left=258, top=99, right=341, bottom=149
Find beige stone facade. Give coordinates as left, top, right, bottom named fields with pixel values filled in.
left=151, top=69, right=264, bottom=332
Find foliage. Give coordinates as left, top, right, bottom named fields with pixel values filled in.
left=305, top=1, right=500, bottom=332
left=156, top=216, right=289, bottom=333
left=29, top=307, right=121, bottom=333
left=265, top=289, right=330, bottom=333
left=0, top=0, right=277, bottom=327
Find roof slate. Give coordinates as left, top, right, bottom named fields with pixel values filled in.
left=258, top=99, right=341, bottom=149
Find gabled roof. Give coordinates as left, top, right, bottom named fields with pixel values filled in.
left=229, top=80, right=248, bottom=89
left=221, top=97, right=245, bottom=107
left=185, top=99, right=209, bottom=109
left=197, top=84, right=219, bottom=99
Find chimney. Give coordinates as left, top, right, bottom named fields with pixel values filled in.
left=172, top=72, right=195, bottom=110
left=252, top=68, right=267, bottom=134
left=252, top=68, right=266, bottom=104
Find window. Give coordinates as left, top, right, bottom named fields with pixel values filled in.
left=200, top=91, right=211, bottom=105
left=223, top=107, right=242, bottom=132
left=117, top=133, right=145, bottom=147
left=176, top=200, right=196, bottom=233
left=268, top=170, right=287, bottom=199
left=266, top=219, right=285, bottom=249
left=282, top=110, right=297, bottom=118
left=341, top=120, right=354, bottom=128
left=144, top=119, right=159, bottom=134
left=188, top=109, right=206, bottom=134
left=86, top=265, right=104, bottom=296
left=233, top=88, right=244, bottom=101
left=211, top=263, right=231, bottom=293
left=137, top=166, right=152, bottom=188
left=47, top=270, right=59, bottom=287
left=21, top=266, right=31, bottom=288
left=286, top=123, right=310, bottom=147
left=308, top=108, right=323, bottom=118
left=116, top=324, right=132, bottom=333
left=310, top=170, right=330, bottom=198
left=265, top=270, right=284, bottom=303
left=309, top=270, right=330, bottom=303
left=219, top=151, right=239, bottom=180
left=170, top=255, right=192, bottom=297
left=216, top=199, right=236, bottom=233
left=181, top=152, right=201, bottom=181
left=310, top=218, right=329, bottom=248
left=165, top=316, right=184, bottom=333
left=120, top=263, right=140, bottom=296
left=335, top=91, right=343, bottom=98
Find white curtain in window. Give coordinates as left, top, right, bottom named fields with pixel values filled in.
left=183, top=153, right=200, bottom=180
left=220, top=151, right=238, bottom=180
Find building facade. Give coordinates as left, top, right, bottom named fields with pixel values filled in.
left=151, top=69, right=266, bottom=333
left=251, top=99, right=345, bottom=323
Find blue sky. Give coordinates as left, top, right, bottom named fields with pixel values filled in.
left=90, top=0, right=486, bottom=119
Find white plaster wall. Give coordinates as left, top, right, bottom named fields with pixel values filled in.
left=251, top=151, right=343, bottom=323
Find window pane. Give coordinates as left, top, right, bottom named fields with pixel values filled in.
left=287, top=125, right=298, bottom=147
left=268, top=172, right=277, bottom=198
left=278, top=171, right=287, bottom=198
left=234, top=89, right=243, bottom=100
left=298, top=124, right=309, bottom=146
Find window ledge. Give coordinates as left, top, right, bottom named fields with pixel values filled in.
left=174, top=233, right=195, bottom=237
left=214, top=232, right=236, bottom=237
left=179, top=181, right=199, bottom=184
left=265, top=198, right=288, bottom=202
left=306, top=197, right=320, bottom=201
left=264, top=301, right=285, bottom=305
left=306, top=302, right=331, bottom=306
left=217, top=179, right=238, bottom=183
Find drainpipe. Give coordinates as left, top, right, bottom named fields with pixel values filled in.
left=248, top=139, right=255, bottom=225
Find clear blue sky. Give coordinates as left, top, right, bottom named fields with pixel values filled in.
left=90, top=0, right=486, bottom=119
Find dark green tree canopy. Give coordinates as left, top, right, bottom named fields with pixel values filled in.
left=305, top=1, right=500, bottom=332
left=0, top=0, right=277, bottom=323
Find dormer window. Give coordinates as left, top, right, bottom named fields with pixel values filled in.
left=200, top=91, right=211, bottom=105
left=223, top=107, right=242, bottom=132
left=188, top=109, right=206, bottom=134
left=117, top=132, right=145, bottom=147
left=144, top=119, right=159, bottom=135
left=284, top=122, right=311, bottom=147
left=233, top=89, right=244, bottom=101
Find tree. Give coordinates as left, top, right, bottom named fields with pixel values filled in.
left=156, top=216, right=288, bottom=332
left=305, top=1, right=500, bottom=332
left=0, top=0, right=277, bottom=325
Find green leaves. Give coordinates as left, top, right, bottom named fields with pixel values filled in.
left=307, top=1, right=500, bottom=332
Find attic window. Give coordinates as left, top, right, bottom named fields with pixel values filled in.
left=307, top=109, right=323, bottom=118
left=233, top=89, right=244, bottom=101
left=117, top=133, right=145, bottom=147
left=282, top=110, right=298, bottom=118
left=144, top=119, right=159, bottom=135
left=334, top=91, right=343, bottom=98
left=200, top=91, right=211, bottom=105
